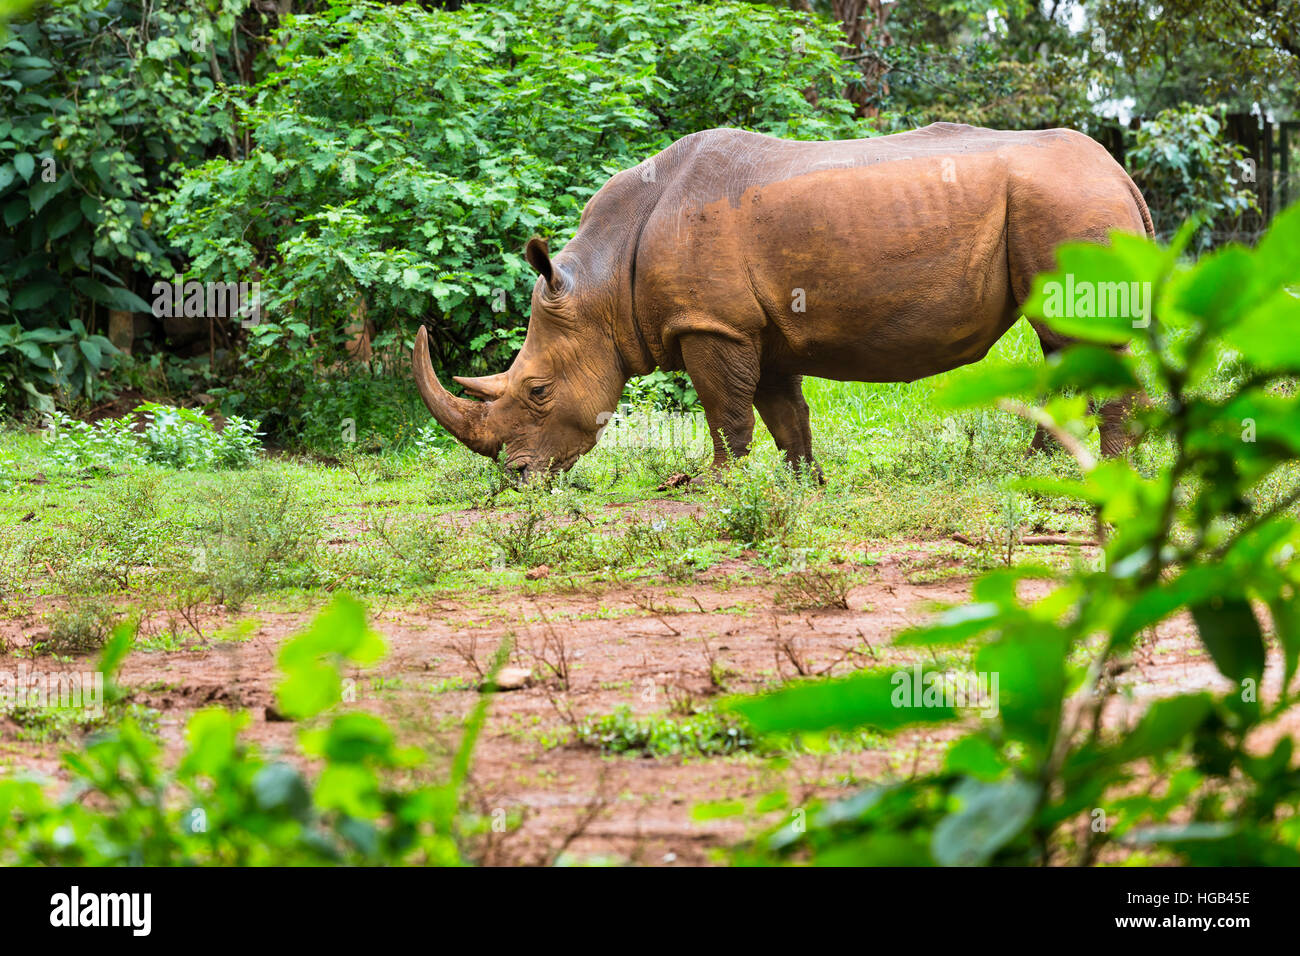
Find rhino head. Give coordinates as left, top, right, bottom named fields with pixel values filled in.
left=413, top=237, right=627, bottom=478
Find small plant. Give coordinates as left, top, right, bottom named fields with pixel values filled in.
left=712, top=457, right=814, bottom=547
left=194, top=472, right=321, bottom=609
left=773, top=565, right=853, bottom=610
left=574, top=706, right=757, bottom=757
left=39, top=596, right=120, bottom=655
left=44, top=403, right=261, bottom=471
left=485, top=477, right=598, bottom=570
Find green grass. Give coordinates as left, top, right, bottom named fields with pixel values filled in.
left=0, top=320, right=1167, bottom=618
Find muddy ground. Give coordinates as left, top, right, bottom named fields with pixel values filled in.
left=1, top=497, right=1293, bottom=865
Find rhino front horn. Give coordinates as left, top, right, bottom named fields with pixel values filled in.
left=412, top=326, right=499, bottom=457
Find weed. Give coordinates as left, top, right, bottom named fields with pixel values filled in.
left=573, top=706, right=757, bottom=757
left=712, top=455, right=815, bottom=547
left=773, top=565, right=853, bottom=610
left=39, top=597, right=120, bottom=655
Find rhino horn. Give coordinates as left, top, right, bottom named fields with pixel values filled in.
left=413, top=326, right=499, bottom=457
left=452, top=373, right=508, bottom=400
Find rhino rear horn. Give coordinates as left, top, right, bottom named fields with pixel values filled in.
left=412, top=327, right=499, bottom=457
left=453, top=373, right=508, bottom=401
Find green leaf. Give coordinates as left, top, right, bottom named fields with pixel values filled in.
left=1022, top=233, right=1170, bottom=343
left=13, top=152, right=34, bottom=181
left=931, top=777, right=1039, bottom=866
left=12, top=282, right=59, bottom=310
left=944, top=735, right=1007, bottom=780
left=96, top=622, right=136, bottom=684
left=1268, top=597, right=1300, bottom=691
left=251, top=762, right=311, bottom=816
left=728, top=668, right=957, bottom=735
left=78, top=338, right=103, bottom=367
left=1189, top=597, right=1265, bottom=684
left=70, top=277, right=152, bottom=313
left=3, top=196, right=28, bottom=226
left=276, top=595, right=386, bottom=721
left=1118, top=694, right=1213, bottom=760
left=976, top=628, right=1069, bottom=757
left=47, top=203, right=80, bottom=240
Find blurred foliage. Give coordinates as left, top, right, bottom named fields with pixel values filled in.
left=0, top=595, right=507, bottom=864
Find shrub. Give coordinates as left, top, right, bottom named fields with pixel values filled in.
left=39, top=596, right=120, bottom=655
left=45, top=402, right=261, bottom=471
left=712, top=456, right=815, bottom=547
left=1128, top=104, right=1259, bottom=249
left=0, top=1, right=254, bottom=410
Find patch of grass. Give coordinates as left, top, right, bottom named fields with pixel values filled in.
left=1, top=701, right=158, bottom=743
left=573, top=706, right=758, bottom=757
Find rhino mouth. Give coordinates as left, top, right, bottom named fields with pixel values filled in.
left=505, top=454, right=579, bottom=477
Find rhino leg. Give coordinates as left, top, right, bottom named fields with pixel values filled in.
left=679, top=332, right=760, bottom=472
left=1027, top=323, right=1133, bottom=458
left=755, top=374, right=823, bottom=483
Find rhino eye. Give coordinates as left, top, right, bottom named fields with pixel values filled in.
left=530, top=384, right=549, bottom=399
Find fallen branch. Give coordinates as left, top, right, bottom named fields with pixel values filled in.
left=1022, top=534, right=1099, bottom=547
left=952, top=532, right=1097, bottom=548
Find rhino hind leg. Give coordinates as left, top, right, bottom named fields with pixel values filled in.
left=1027, top=320, right=1133, bottom=457
left=755, top=374, right=823, bottom=483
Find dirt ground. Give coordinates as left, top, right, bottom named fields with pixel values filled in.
left=2, top=497, right=1294, bottom=865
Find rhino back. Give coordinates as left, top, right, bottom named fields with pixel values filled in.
left=625, top=124, right=1144, bottom=382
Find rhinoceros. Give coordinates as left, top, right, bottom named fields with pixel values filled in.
left=413, top=123, right=1153, bottom=478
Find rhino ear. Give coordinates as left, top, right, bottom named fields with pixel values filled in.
left=525, top=237, right=555, bottom=288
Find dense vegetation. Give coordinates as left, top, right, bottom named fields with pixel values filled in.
left=1, top=0, right=1298, bottom=868
left=2, top=0, right=1294, bottom=442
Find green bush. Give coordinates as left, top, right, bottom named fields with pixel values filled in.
left=166, top=0, right=862, bottom=438
left=0, top=320, right=120, bottom=413
left=1128, top=104, right=1260, bottom=248
left=723, top=205, right=1300, bottom=866
left=46, top=402, right=261, bottom=471
left=0, top=0, right=257, bottom=409
left=712, top=455, right=816, bottom=547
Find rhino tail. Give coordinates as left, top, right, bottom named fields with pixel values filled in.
left=1125, top=174, right=1156, bottom=239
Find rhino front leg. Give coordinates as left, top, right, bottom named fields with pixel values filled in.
left=679, top=332, right=760, bottom=472
left=755, top=374, right=823, bottom=483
